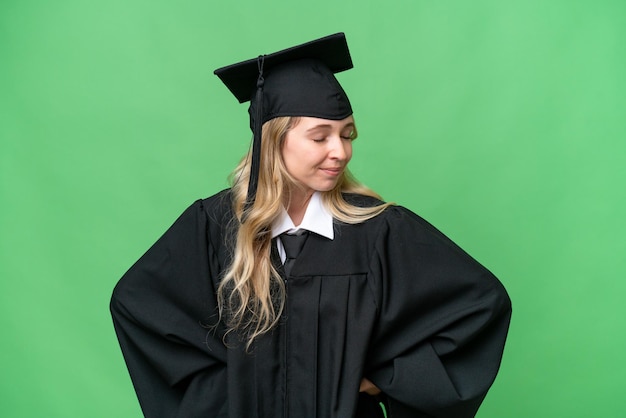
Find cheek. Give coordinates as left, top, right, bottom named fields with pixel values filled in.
left=281, top=138, right=296, bottom=164
left=345, top=142, right=353, bottom=162
left=282, top=141, right=308, bottom=172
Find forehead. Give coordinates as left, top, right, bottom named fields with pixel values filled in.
left=294, top=115, right=355, bottom=130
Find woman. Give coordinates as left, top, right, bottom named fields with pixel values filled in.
left=111, top=33, right=511, bottom=418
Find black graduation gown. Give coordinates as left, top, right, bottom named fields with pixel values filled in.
left=110, top=190, right=511, bottom=418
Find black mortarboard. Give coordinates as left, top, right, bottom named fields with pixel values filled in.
left=214, top=33, right=354, bottom=216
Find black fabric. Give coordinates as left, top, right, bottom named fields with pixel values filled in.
left=214, top=33, right=353, bottom=129
left=246, top=58, right=353, bottom=129
left=214, top=33, right=352, bottom=104
left=281, top=232, right=309, bottom=277
left=111, top=190, right=512, bottom=418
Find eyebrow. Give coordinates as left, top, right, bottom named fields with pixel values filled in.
left=305, top=122, right=355, bottom=132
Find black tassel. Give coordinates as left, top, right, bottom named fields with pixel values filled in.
left=242, top=55, right=265, bottom=221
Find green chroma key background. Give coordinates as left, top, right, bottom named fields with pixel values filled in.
left=1, top=0, right=624, bottom=416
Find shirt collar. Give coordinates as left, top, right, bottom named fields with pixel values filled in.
left=271, top=192, right=334, bottom=240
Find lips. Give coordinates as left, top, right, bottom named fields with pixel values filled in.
left=320, top=167, right=343, bottom=176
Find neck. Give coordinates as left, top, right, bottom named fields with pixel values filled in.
left=285, top=188, right=314, bottom=226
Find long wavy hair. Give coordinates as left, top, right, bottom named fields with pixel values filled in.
left=217, top=116, right=391, bottom=348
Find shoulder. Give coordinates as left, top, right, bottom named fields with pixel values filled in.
left=200, top=188, right=232, bottom=208
left=338, top=193, right=432, bottom=239
left=352, top=197, right=448, bottom=245
left=199, top=189, right=234, bottom=220
left=341, top=192, right=424, bottom=226
left=166, top=189, right=235, bottom=230
left=379, top=204, right=453, bottom=243
left=195, top=189, right=237, bottom=244
left=152, top=190, right=236, bottom=248
left=342, top=192, right=385, bottom=208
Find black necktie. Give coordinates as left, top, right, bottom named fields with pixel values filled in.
left=281, top=232, right=309, bottom=276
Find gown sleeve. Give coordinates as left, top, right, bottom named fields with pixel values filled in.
left=110, top=200, right=228, bottom=418
left=366, top=207, right=512, bottom=418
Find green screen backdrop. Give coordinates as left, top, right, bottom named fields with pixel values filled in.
left=1, top=1, right=625, bottom=416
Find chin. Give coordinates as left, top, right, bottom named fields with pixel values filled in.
left=314, top=183, right=339, bottom=193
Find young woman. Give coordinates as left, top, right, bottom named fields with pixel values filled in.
left=111, top=33, right=511, bottom=418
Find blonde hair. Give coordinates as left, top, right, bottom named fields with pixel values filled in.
left=217, top=116, right=391, bottom=348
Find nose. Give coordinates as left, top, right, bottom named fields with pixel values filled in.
left=328, top=136, right=349, bottom=161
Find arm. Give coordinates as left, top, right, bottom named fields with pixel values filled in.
left=366, top=207, right=511, bottom=418
left=110, top=201, right=228, bottom=418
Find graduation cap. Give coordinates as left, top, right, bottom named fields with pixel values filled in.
left=214, top=33, right=354, bottom=216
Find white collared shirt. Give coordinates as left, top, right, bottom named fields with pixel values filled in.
left=271, top=192, right=334, bottom=263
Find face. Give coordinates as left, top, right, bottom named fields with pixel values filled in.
left=281, top=116, right=355, bottom=197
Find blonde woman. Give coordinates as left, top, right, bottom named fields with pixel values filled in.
left=111, top=33, right=511, bottom=418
